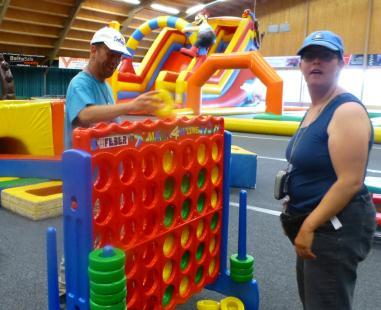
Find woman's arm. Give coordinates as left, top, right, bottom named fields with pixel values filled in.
left=295, top=101, right=371, bottom=259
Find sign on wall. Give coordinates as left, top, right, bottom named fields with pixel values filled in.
left=346, top=54, right=364, bottom=66
left=59, top=57, right=88, bottom=69
left=2, top=53, right=51, bottom=67
left=367, top=54, right=381, bottom=67
left=264, top=56, right=300, bottom=68
left=265, top=54, right=368, bottom=68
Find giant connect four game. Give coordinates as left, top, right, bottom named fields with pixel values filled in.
left=63, top=116, right=225, bottom=309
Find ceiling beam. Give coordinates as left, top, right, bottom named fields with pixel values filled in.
left=47, top=0, right=85, bottom=64
left=44, top=0, right=74, bottom=6
left=120, top=0, right=156, bottom=34
left=81, top=1, right=130, bottom=17
left=0, top=21, right=61, bottom=38
left=0, top=40, right=53, bottom=49
left=5, top=8, right=65, bottom=27
left=0, top=0, right=11, bottom=25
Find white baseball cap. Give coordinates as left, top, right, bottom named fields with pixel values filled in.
left=90, top=26, right=130, bottom=56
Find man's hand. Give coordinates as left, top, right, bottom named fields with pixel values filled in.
left=127, top=90, right=165, bottom=114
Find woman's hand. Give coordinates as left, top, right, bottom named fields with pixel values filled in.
left=294, top=226, right=316, bottom=260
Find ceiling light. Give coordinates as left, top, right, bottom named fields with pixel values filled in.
left=186, top=4, right=206, bottom=15
left=119, top=0, right=141, bottom=4
left=150, top=3, right=180, bottom=15
left=185, top=0, right=227, bottom=17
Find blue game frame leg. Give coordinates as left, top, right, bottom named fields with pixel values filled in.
left=47, top=227, right=59, bottom=310
left=62, top=149, right=93, bottom=310
left=206, top=131, right=260, bottom=310
left=220, top=131, right=231, bottom=274
left=238, top=190, right=247, bottom=260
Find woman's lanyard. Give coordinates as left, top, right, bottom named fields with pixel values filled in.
left=286, top=115, right=307, bottom=173
left=286, top=99, right=333, bottom=173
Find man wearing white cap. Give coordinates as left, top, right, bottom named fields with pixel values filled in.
left=64, top=26, right=163, bottom=149
left=60, top=26, right=164, bottom=307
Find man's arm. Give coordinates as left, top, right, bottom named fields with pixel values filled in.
left=76, top=90, right=163, bottom=127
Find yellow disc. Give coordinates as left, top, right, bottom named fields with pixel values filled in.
left=220, top=296, right=245, bottom=310
left=162, top=260, right=173, bottom=282
left=155, top=89, right=175, bottom=119
left=181, top=226, right=190, bottom=248
left=211, top=189, right=218, bottom=208
left=179, top=276, right=189, bottom=297
left=163, top=150, right=174, bottom=173
left=197, top=300, right=220, bottom=310
left=209, top=236, right=216, bottom=254
left=208, top=258, right=216, bottom=276
left=163, top=234, right=175, bottom=257
left=197, top=144, right=206, bottom=165
left=211, top=166, right=219, bottom=184
left=211, top=142, right=219, bottom=161
left=196, top=220, right=204, bottom=239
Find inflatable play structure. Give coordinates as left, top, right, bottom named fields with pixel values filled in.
left=0, top=100, right=64, bottom=156
left=0, top=100, right=63, bottom=219
left=0, top=99, right=63, bottom=178
left=107, top=13, right=381, bottom=142
left=109, top=12, right=283, bottom=115
left=0, top=99, right=63, bottom=179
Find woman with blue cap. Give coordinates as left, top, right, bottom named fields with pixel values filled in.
left=278, top=30, right=376, bottom=309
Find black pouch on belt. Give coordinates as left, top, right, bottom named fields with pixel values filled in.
left=279, top=211, right=310, bottom=245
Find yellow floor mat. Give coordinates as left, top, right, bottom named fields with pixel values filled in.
left=1, top=181, right=63, bottom=220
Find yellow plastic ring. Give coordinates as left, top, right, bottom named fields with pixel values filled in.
left=196, top=300, right=220, bottom=310
left=220, top=296, right=245, bottom=310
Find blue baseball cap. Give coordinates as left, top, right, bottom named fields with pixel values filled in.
left=297, top=30, right=344, bottom=59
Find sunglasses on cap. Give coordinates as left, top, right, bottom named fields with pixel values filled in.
left=301, top=50, right=340, bottom=62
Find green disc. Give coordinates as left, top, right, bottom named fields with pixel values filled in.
left=230, top=265, right=254, bottom=276
left=229, top=254, right=254, bottom=269
left=162, top=285, right=174, bottom=307
left=88, top=266, right=125, bottom=284
left=89, top=248, right=125, bottom=272
left=230, top=272, right=253, bottom=283
left=90, top=288, right=126, bottom=306
left=90, top=299, right=126, bottom=310
left=90, top=277, right=126, bottom=295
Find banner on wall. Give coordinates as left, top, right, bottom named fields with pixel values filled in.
left=264, top=54, right=367, bottom=68
left=2, top=53, right=50, bottom=67
left=59, top=57, right=88, bottom=69
left=367, top=54, right=381, bottom=67
left=264, top=56, right=300, bottom=68
left=345, top=54, right=364, bottom=66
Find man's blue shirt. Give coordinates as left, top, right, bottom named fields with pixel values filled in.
left=64, top=71, right=115, bottom=149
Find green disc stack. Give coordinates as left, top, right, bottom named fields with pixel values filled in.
left=229, top=253, right=254, bottom=283
left=88, top=246, right=127, bottom=310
